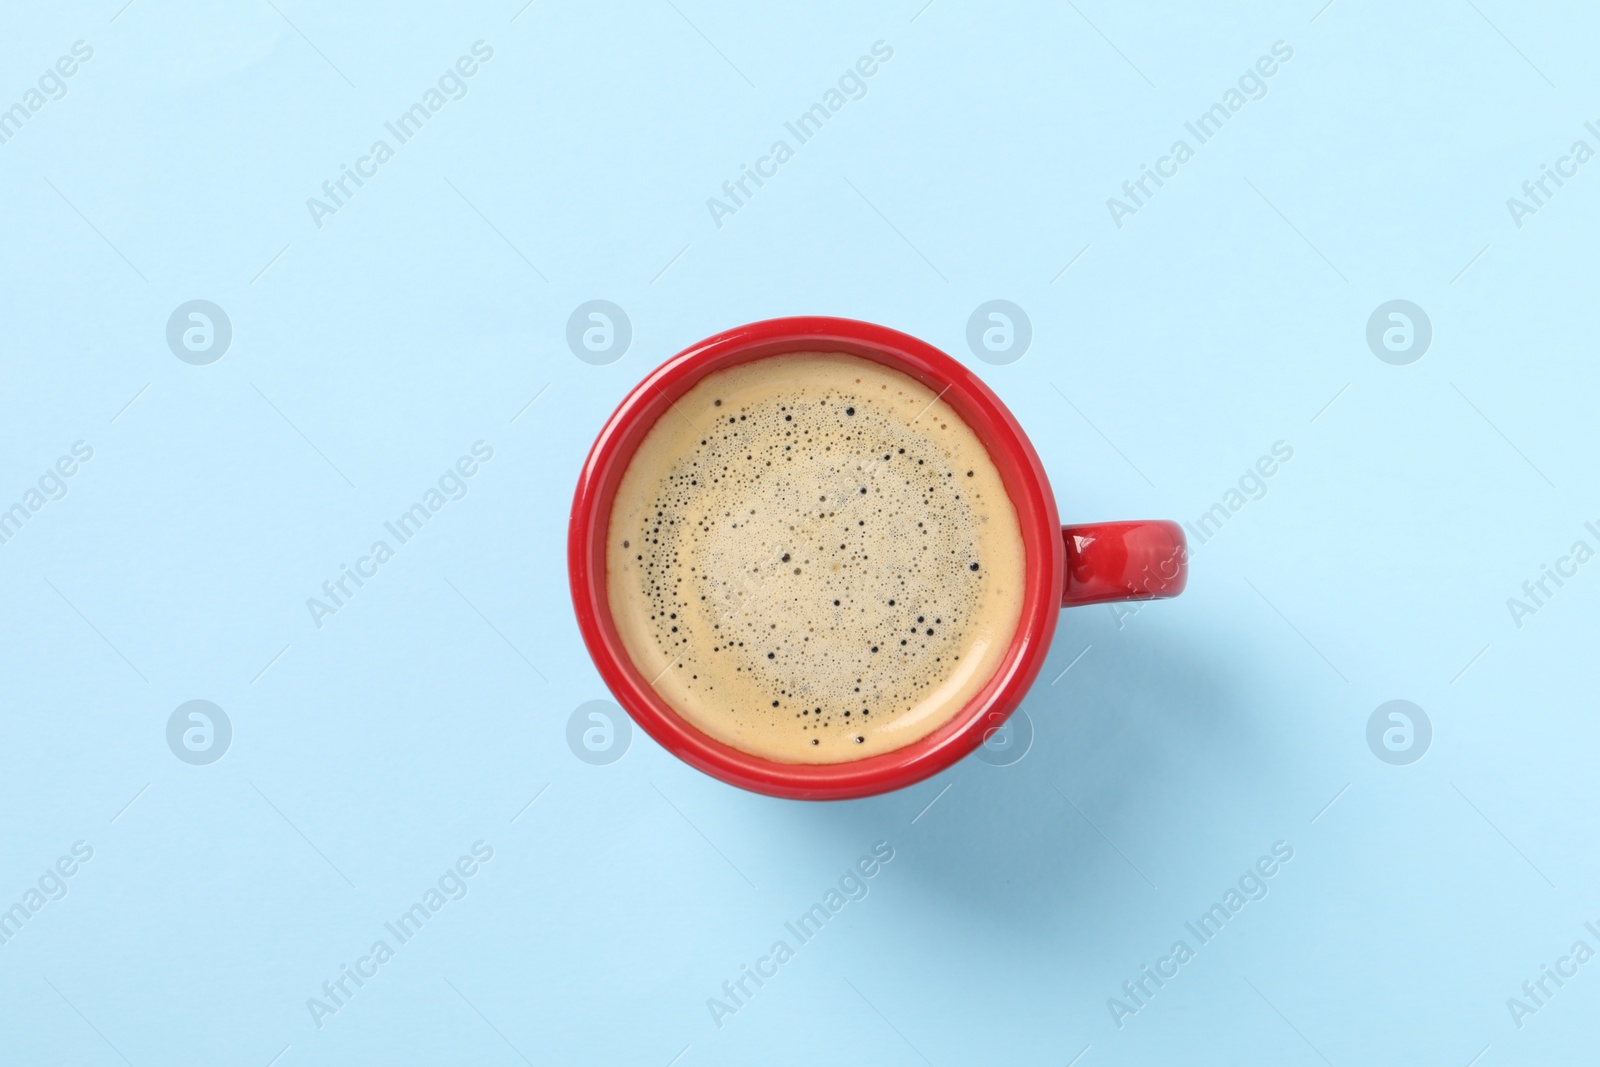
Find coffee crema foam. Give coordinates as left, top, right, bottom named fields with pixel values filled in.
left=606, top=352, right=1025, bottom=764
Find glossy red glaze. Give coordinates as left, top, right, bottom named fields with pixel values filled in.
left=569, top=317, right=1185, bottom=800
left=1062, top=520, right=1189, bottom=606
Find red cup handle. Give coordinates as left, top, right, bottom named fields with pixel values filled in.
left=1061, top=520, right=1188, bottom=607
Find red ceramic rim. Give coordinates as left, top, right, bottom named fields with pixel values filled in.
left=568, top=317, right=1063, bottom=800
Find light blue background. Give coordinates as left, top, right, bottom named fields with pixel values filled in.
left=2, top=1, right=1596, bottom=1063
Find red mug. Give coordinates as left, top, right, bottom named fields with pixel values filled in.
left=569, top=317, right=1187, bottom=800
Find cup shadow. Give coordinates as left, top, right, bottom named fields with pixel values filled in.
left=765, top=615, right=1251, bottom=944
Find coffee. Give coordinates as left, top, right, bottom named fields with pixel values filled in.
left=606, top=352, right=1025, bottom=764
